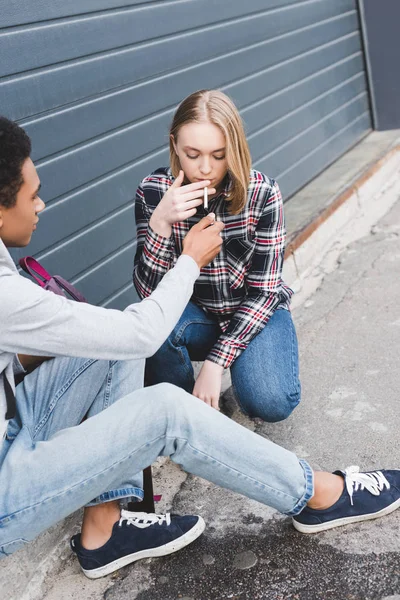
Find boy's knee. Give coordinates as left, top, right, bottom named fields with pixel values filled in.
left=150, top=382, right=187, bottom=408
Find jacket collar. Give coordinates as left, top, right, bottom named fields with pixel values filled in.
left=0, top=239, right=18, bottom=274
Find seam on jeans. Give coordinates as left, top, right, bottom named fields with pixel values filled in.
left=103, top=362, right=114, bottom=410
left=172, top=317, right=217, bottom=347
left=177, top=346, right=195, bottom=376
left=272, top=309, right=300, bottom=406
left=288, top=314, right=301, bottom=406
left=179, top=437, right=300, bottom=504
left=32, top=359, right=97, bottom=438
left=172, top=315, right=218, bottom=373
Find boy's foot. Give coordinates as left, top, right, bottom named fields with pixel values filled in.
left=293, top=466, right=400, bottom=533
left=71, top=510, right=205, bottom=579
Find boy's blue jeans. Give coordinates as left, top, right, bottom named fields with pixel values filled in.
left=0, top=356, right=312, bottom=557
left=146, top=303, right=301, bottom=422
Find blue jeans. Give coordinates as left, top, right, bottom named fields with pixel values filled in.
left=0, top=356, right=312, bottom=557
left=146, top=303, right=301, bottom=422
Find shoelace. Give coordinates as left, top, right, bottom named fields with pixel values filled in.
left=119, top=510, right=171, bottom=529
left=344, top=465, right=390, bottom=506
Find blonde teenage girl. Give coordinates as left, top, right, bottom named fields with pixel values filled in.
left=134, top=90, right=299, bottom=422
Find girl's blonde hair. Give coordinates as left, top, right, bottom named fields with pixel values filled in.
left=169, top=90, right=251, bottom=215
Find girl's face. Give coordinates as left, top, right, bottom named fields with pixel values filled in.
left=172, top=122, right=228, bottom=193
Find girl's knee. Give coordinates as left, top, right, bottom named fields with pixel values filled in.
left=237, top=387, right=301, bottom=423
left=260, top=396, right=299, bottom=422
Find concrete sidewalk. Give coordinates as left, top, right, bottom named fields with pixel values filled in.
left=31, top=174, right=400, bottom=598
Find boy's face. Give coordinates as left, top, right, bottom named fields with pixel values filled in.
left=0, top=158, right=45, bottom=247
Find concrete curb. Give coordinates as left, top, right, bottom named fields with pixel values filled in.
left=285, top=144, right=400, bottom=258
left=283, top=143, right=400, bottom=308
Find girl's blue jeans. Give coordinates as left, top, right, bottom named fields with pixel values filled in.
left=0, top=355, right=312, bottom=557
left=146, top=303, right=301, bottom=422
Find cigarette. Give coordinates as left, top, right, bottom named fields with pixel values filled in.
left=204, top=187, right=208, bottom=210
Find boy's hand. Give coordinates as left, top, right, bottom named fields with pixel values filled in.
left=150, top=170, right=215, bottom=237
left=182, top=213, right=224, bottom=268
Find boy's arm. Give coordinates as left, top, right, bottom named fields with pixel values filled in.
left=1, top=254, right=199, bottom=361
left=1, top=216, right=223, bottom=362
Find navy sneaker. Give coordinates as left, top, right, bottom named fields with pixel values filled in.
left=293, top=466, right=400, bottom=534
left=71, top=510, right=205, bottom=579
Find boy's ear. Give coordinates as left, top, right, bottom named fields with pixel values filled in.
left=0, top=210, right=3, bottom=230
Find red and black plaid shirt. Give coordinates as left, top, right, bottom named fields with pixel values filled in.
left=133, top=167, right=293, bottom=369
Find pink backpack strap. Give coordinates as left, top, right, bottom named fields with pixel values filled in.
left=19, top=256, right=52, bottom=287
left=19, top=257, right=87, bottom=303
left=51, top=275, right=87, bottom=303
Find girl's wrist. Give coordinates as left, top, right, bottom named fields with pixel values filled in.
left=149, top=213, right=172, bottom=238
left=204, top=359, right=224, bottom=374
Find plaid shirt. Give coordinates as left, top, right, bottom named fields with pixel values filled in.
left=133, top=167, right=293, bottom=369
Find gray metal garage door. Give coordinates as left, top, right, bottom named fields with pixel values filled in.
left=1, top=0, right=371, bottom=309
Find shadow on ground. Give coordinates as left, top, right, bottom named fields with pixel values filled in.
left=105, top=519, right=400, bottom=600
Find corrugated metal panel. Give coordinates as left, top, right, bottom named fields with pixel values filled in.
left=2, top=0, right=371, bottom=308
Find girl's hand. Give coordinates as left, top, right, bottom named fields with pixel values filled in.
left=193, top=359, right=224, bottom=410
left=150, top=170, right=216, bottom=237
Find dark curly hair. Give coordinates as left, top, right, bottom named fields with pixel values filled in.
left=0, top=116, right=32, bottom=208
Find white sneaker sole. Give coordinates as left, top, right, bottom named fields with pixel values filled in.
left=81, top=516, right=206, bottom=579
left=292, top=497, right=400, bottom=534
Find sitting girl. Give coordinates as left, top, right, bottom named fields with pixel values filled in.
left=133, top=89, right=300, bottom=422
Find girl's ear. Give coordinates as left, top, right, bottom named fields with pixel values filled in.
left=170, top=134, right=178, bottom=155
left=0, top=210, right=3, bottom=230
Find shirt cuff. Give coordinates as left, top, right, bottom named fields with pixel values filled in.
left=144, top=225, right=173, bottom=264
left=207, top=339, right=248, bottom=370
